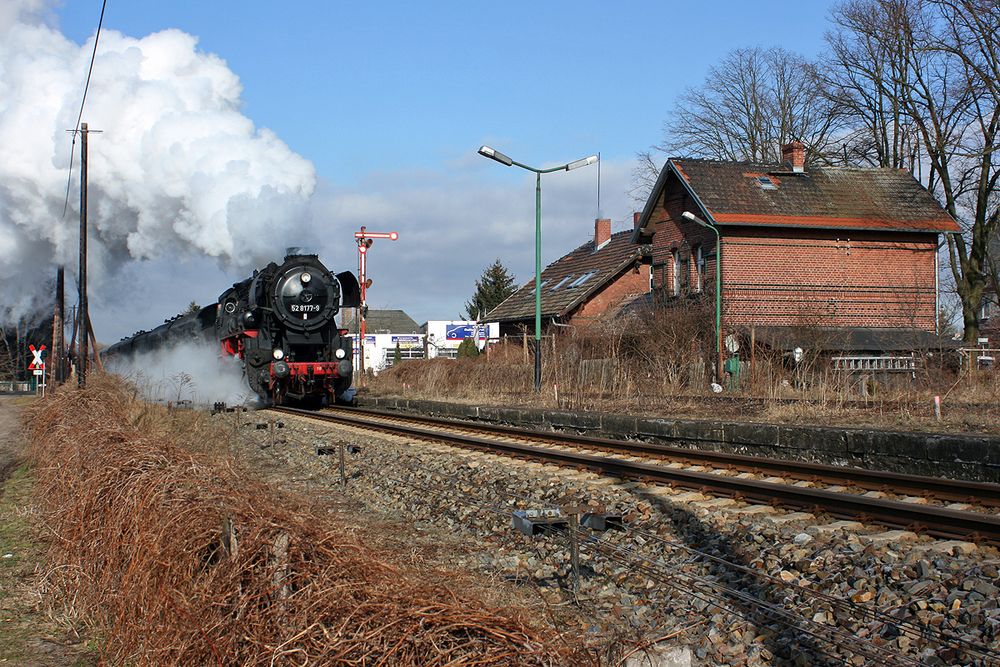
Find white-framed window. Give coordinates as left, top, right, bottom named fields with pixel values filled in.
left=694, top=245, right=704, bottom=292
left=672, top=250, right=680, bottom=297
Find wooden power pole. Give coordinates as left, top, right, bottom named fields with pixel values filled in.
left=52, top=266, right=64, bottom=383
left=78, top=123, right=89, bottom=388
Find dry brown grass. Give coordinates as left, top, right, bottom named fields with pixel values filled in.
left=25, top=376, right=575, bottom=666
left=372, top=313, right=1000, bottom=434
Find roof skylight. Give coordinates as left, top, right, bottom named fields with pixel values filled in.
left=568, top=271, right=595, bottom=288
left=530, top=280, right=550, bottom=294
left=550, top=276, right=573, bottom=291
left=758, top=176, right=777, bottom=190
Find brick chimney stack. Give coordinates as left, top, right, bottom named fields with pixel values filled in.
left=633, top=211, right=641, bottom=230
left=595, top=218, right=612, bottom=247
left=781, top=141, right=806, bottom=173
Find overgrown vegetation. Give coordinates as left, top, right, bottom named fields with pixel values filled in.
left=372, top=305, right=1000, bottom=434
left=25, top=376, right=571, bottom=665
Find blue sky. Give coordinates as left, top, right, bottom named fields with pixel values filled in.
left=49, top=1, right=841, bottom=336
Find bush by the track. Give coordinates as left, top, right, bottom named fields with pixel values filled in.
left=25, top=375, right=568, bottom=666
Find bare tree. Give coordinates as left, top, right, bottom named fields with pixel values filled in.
left=829, top=0, right=999, bottom=341
left=823, top=1, right=922, bottom=169
left=632, top=47, right=842, bottom=201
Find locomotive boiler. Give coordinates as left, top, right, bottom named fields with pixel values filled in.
left=103, top=253, right=360, bottom=406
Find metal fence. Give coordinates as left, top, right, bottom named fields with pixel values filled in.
left=0, top=380, right=33, bottom=394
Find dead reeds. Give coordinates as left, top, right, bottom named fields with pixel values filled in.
left=26, top=376, right=569, bottom=665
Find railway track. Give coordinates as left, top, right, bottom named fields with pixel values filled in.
left=272, top=405, right=1000, bottom=545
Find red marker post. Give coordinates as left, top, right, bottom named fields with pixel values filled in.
left=354, top=227, right=398, bottom=385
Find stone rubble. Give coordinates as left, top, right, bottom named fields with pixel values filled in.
left=223, top=412, right=1000, bottom=666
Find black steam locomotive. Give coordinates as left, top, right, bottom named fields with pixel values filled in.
left=103, top=253, right=360, bottom=406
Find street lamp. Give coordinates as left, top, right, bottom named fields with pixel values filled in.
left=479, top=145, right=598, bottom=393
left=682, top=211, right=722, bottom=381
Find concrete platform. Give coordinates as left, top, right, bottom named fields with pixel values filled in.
left=359, top=396, right=1000, bottom=483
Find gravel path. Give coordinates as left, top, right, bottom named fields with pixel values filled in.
left=224, top=409, right=1000, bottom=666
left=0, top=396, right=96, bottom=666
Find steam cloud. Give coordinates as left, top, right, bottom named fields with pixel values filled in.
left=103, top=341, right=256, bottom=407
left=0, top=1, right=317, bottom=325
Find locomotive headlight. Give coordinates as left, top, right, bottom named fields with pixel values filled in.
left=300, top=272, right=312, bottom=284
left=335, top=348, right=346, bottom=359
left=272, top=348, right=285, bottom=360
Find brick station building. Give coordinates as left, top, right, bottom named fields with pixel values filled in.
left=632, top=142, right=960, bottom=357
left=488, top=218, right=651, bottom=335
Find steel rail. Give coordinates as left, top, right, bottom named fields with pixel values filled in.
left=274, top=407, right=1000, bottom=544
left=334, top=406, right=1000, bottom=505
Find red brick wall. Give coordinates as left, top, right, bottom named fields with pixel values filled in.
left=644, top=175, right=939, bottom=333
left=645, top=182, right=717, bottom=296
left=570, top=264, right=650, bottom=325
left=720, top=227, right=937, bottom=331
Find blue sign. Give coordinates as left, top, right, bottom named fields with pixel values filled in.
left=391, top=335, right=422, bottom=348
left=350, top=335, right=376, bottom=352
left=446, top=324, right=484, bottom=340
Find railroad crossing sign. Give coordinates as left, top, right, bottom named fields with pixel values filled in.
left=28, top=344, right=47, bottom=397
left=28, top=344, right=46, bottom=371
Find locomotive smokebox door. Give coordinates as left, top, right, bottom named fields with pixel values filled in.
left=273, top=265, right=339, bottom=331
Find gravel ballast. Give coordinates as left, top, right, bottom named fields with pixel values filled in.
left=225, top=409, right=1000, bottom=666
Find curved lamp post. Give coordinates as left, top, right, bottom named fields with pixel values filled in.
left=478, top=145, right=598, bottom=392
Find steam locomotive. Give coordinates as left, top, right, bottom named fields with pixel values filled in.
left=103, top=253, right=360, bottom=406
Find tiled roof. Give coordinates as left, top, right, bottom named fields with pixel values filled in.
left=342, top=309, right=420, bottom=334
left=651, top=159, right=958, bottom=233
left=488, top=230, right=644, bottom=323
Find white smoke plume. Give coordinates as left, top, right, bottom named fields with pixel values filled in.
left=0, top=1, right=316, bottom=325
left=103, top=341, right=257, bottom=407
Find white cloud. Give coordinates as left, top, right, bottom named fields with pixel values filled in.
left=307, top=158, right=637, bottom=324
left=0, top=9, right=316, bottom=325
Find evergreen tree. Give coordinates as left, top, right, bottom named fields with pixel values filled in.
left=456, top=337, right=480, bottom=358
left=464, top=259, right=516, bottom=320
left=393, top=341, right=402, bottom=365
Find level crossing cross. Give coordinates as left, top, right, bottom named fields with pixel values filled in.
left=28, top=344, right=46, bottom=370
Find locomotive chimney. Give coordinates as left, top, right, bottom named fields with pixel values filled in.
left=594, top=218, right=611, bottom=248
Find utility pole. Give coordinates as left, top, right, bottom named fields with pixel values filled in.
left=78, top=123, right=89, bottom=388
left=52, top=267, right=64, bottom=383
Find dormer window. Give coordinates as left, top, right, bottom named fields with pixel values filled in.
left=757, top=176, right=777, bottom=190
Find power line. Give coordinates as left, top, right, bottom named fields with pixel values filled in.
left=62, top=0, right=109, bottom=218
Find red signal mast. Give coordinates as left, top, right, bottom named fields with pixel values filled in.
left=354, top=227, right=398, bottom=383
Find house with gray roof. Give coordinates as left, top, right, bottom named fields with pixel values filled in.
left=487, top=219, right=652, bottom=335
